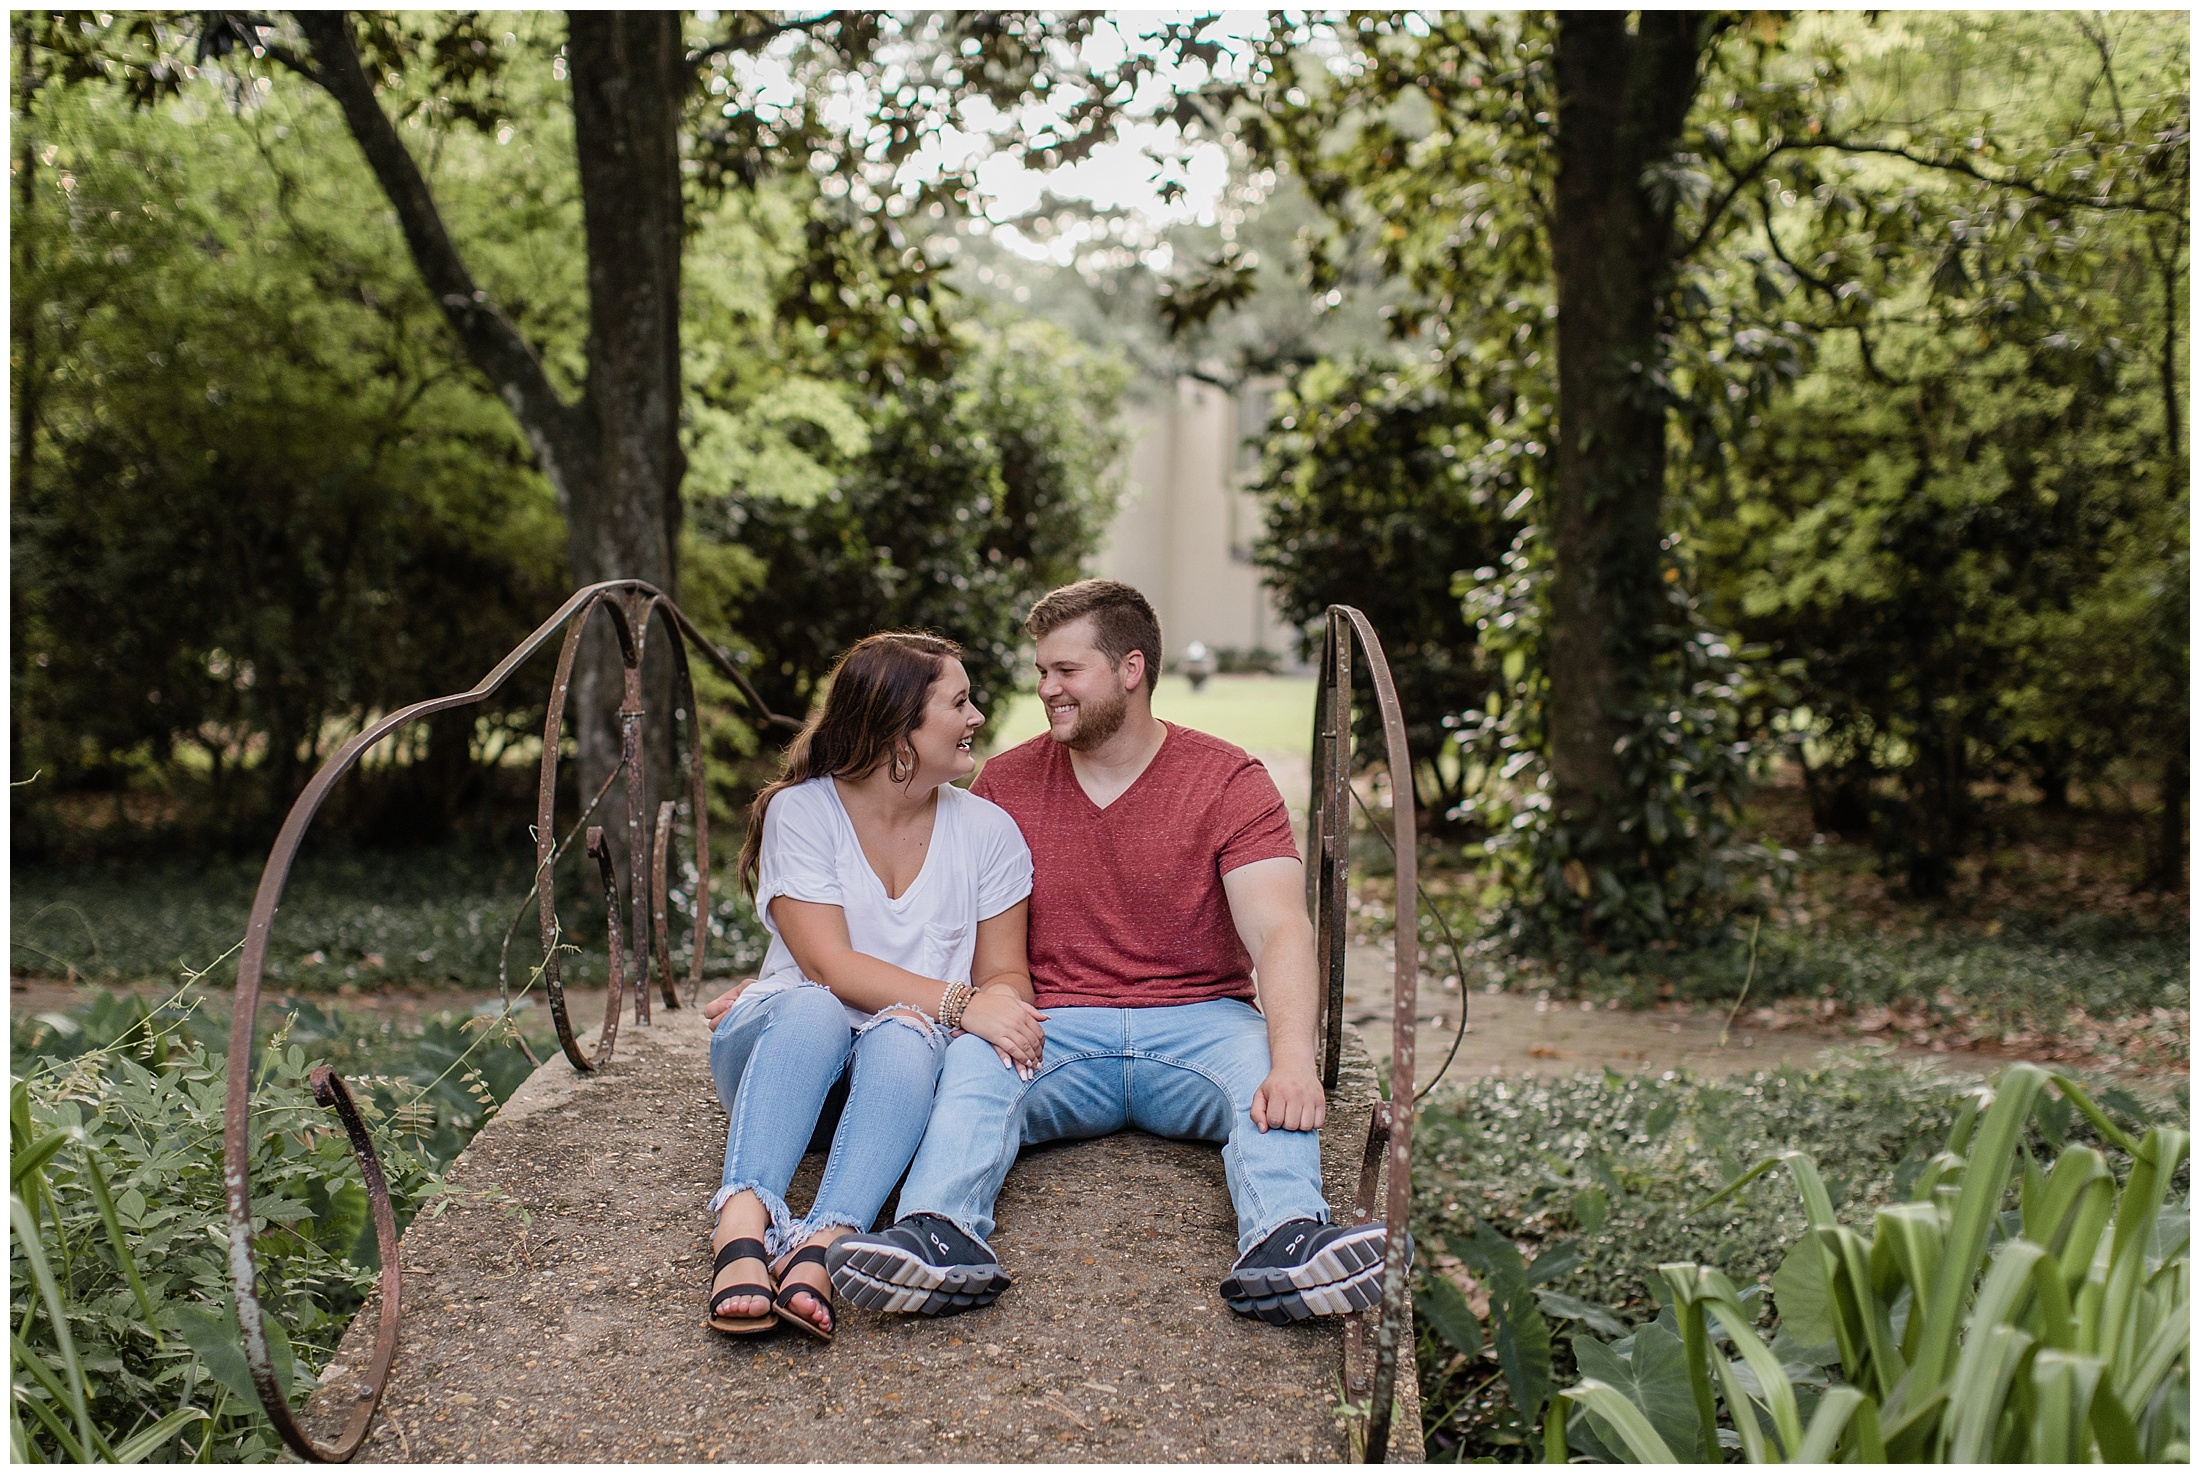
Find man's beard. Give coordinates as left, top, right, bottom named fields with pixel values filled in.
left=1057, top=683, right=1130, bottom=751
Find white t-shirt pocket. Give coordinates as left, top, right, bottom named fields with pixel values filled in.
left=920, top=919, right=970, bottom=981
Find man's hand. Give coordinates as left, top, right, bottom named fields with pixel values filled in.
left=701, top=979, right=753, bottom=1024
left=1250, top=1061, right=1326, bottom=1133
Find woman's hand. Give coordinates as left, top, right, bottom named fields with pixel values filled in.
left=702, top=979, right=754, bottom=1024
left=958, top=989, right=1047, bottom=1075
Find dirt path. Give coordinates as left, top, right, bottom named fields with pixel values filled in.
left=2, top=950, right=2121, bottom=1097
left=1336, top=938, right=1954, bottom=1093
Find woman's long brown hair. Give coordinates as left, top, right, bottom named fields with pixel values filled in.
left=737, top=631, right=963, bottom=896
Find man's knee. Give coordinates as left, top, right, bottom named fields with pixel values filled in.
left=936, top=1032, right=1019, bottom=1100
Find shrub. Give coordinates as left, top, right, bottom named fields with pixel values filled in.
left=1249, top=359, right=1522, bottom=822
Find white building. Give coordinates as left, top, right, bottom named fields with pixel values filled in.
left=1093, top=376, right=1302, bottom=667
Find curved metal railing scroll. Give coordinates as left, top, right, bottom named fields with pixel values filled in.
left=1307, top=605, right=1419, bottom=1464
left=220, top=580, right=797, bottom=1462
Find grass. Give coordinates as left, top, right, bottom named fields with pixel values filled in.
left=11, top=838, right=770, bottom=993
left=985, top=672, right=1316, bottom=754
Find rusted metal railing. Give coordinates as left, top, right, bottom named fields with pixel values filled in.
left=220, top=580, right=796, bottom=1462
left=1308, top=606, right=1419, bottom=1463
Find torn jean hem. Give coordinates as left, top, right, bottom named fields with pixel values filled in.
left=707, top=1178, right=797, bottom=1256
left=779, top=1208, right=873, bottom=1251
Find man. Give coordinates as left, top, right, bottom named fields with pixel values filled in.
left=709, top=580, right=1394, bottom=1323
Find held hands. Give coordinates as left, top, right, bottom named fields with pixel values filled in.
left=699, top=976, right=1048, bottom=1081
left=959, top=986, right=1047, bottom=1080
left=1250, top=1060, right=1326, bottom=1134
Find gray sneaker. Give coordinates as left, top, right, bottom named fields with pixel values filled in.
left=825, top=1214, right=1014, bottom=1316
left=1219, top=1218, right=1403, bottom=1324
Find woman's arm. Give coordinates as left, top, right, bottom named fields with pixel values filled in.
left=770, top=897, right=950, bottom=1014
left=769, top=897, right=1046, bottom=1067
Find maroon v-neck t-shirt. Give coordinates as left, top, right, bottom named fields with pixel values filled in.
left=970, top=722, right=1301, bottom=1009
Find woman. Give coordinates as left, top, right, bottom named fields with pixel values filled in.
left=705, top=632, right=1047, bottom=1340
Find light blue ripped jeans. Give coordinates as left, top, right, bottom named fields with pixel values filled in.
left=709, top=981, right=947, bottom=1255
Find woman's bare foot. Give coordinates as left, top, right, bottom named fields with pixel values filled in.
left=774, top=1228, right=851, bottom=1335
left=710, top=1194, right=774, bottom=1323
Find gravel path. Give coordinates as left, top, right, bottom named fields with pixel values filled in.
left=302, top=1001, right=1422, bottom=1462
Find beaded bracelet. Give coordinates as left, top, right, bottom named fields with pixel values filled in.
left=936, top=980, right=973, bottom=1031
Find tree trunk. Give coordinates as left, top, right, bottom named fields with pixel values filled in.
left=292, top=12, right=691, bottom=878
left=565, top=13, right=688, bottom=853
left=14, top=31, right=38, bottom=510
left=1544, top=13, right=1707, bottom=860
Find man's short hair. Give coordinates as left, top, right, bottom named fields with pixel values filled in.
left=1027, top=579, right=1163, bottom=693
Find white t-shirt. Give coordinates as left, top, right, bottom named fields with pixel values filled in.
left=744, top=777, right=1034, bottom=1027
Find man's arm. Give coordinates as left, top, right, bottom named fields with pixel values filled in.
left=1221, top=855, right=1325, bottom=1133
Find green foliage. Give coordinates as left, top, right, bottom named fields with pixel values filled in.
left=1251, top=359, right=1523, bottom=821
left=706, top=320, right=1128, bottom=726
left=1706, top=323, right=2186, bottom=897
left=1552, top=1066, right=2191, bottom=1462
left=1450, top=536, right=1789, bottom=951
left=1235, top=11, right=2188, bottom=934
left=11, top=60, right=567, bottom=850
left=1553, top=918, right=2189, bottom=1061
left=7, top=996, right=459, bottom=1461
left=11, top=14, right=1143, bottom=857
left=1412, top=1057, right=2183, bottom=1459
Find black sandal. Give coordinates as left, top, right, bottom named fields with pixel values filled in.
left=772, top=1244, right=836, bottom=1342
left=704, top=1236, right=777, bottom=1336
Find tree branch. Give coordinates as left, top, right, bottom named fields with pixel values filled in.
left=686, top=11, right=845, bottom=69
left=285, top=11, right=587, bottom=485
left=1805, top=135, right=2181, bottom=217
left=1677, top=138, right=1791, bottom=262
left=1756, top=193, right=1899, bottom=387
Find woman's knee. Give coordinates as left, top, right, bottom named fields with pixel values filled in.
left=770, top=981, right=854, bottom=1041
left=854, top=1009, right=947, bottom=1072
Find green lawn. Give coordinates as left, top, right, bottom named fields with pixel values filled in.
left=986, top=672, right=1316, bottom=755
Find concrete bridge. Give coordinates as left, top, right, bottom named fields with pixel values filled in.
left=303, top=1002, right=1422, bottom=1462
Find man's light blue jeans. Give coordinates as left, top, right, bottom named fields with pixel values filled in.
left=709, top=982, right=946, bottom=1255
left=894, top=997, right=1330, bottom=1256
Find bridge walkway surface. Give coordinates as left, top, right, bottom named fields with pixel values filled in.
left=303, top=1001, right=1422, bottom=1462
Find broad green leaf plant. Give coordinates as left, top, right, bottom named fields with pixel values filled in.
left=1550, top=1063, right=2189, bottom=1462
